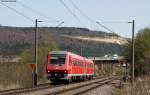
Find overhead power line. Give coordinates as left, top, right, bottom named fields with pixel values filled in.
left=69, top=0, right=93, bottom=23
left=0, top=2, right=33, bottom=22
left=17, top=1, right=58, bottom=22
left=96, top=22, right=115, bottom=34
left=1, top=0, right=16, bottom=2
left=95, top=21, right=129, bottom=23
left=59, top=0, right=85, bottom=27
left=96, top=21, right=114, bottom=33
left=69, top=0, right=114, bottom=33
left=56, top=21, right=64, bottom=27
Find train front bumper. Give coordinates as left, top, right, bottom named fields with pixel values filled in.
left=47, top=73, right=69, bottom=80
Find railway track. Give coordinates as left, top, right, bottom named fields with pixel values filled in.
left=48, top=76, right=117, bottom=95
left=0, top=76, right=120, bottom=95
left=0, top=83, right=60, bottom=95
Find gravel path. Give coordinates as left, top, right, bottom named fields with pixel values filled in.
left=81, top=79, right=121, bottom=95
left=82, top=85, right=115, bottom=95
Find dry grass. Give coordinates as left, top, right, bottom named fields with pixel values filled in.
left=0, top=62, right=32, bottom=91
left=0, top=84, right=21, bottom=91
left=0, top=61, right=47, bottom=91
left=122, top=76, right=150, bottom=95
left=95, top=64, right=115, bottom=77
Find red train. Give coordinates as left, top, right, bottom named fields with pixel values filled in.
left=46, top=51, right=94, bottom=83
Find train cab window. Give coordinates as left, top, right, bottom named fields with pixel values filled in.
left=50, top=54, right=66, bottom=65
left=51, top=57, right=58, bottom=64
left=59, top=58, right=66, bottom=64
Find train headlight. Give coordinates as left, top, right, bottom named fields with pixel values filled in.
left=64, top=70, right=68, bottom=73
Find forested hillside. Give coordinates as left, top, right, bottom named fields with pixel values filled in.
left=0, top=26, right=125, bottom=57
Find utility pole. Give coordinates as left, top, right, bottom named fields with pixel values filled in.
left=128, top=20, right=135, bottom=84
left=131, top=20, right=135, bottom=84
left=34, top=19, right=42, bottom=86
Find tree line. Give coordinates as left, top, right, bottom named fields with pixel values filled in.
left=125, top=28, right=150, bottom=76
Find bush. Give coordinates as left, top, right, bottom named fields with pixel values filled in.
left=19, top=40, right=59, bottom=86
left=124, top=28, right=150, bottom=76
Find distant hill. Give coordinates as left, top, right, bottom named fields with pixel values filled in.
left=0, top=26, right=127, bottom=56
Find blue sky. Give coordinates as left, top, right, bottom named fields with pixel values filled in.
left=0, top=0, right=150, bottom=37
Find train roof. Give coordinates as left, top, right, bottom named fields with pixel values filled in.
left=50, top=51, right=93, bottom=63
left=50, top=51, right=67, bottom=55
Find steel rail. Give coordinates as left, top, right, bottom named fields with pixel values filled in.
left=48, top=76, right=117, bottom=95
left=0, top=77, right=97, bottom=95
left=0, top=76, right=118, bottom=95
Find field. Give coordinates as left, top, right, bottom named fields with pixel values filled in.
left=0, top=62, right=33, bottom=90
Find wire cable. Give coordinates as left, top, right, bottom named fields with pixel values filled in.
left=69, top=0, right=114, bottom=33
left=59, top=0, right=86, bottom=27
left=96, top=21, right=114, bottom=33
left=16, top=1, right=58, bottom=22
left=69, top=0, right=93, bottom=23
left=1, top=0, right=16, bottom=2
left=0, top=2, right=34, bottom=22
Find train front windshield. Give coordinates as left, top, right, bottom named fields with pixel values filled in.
left=50, top=54, right=66, bottom=65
